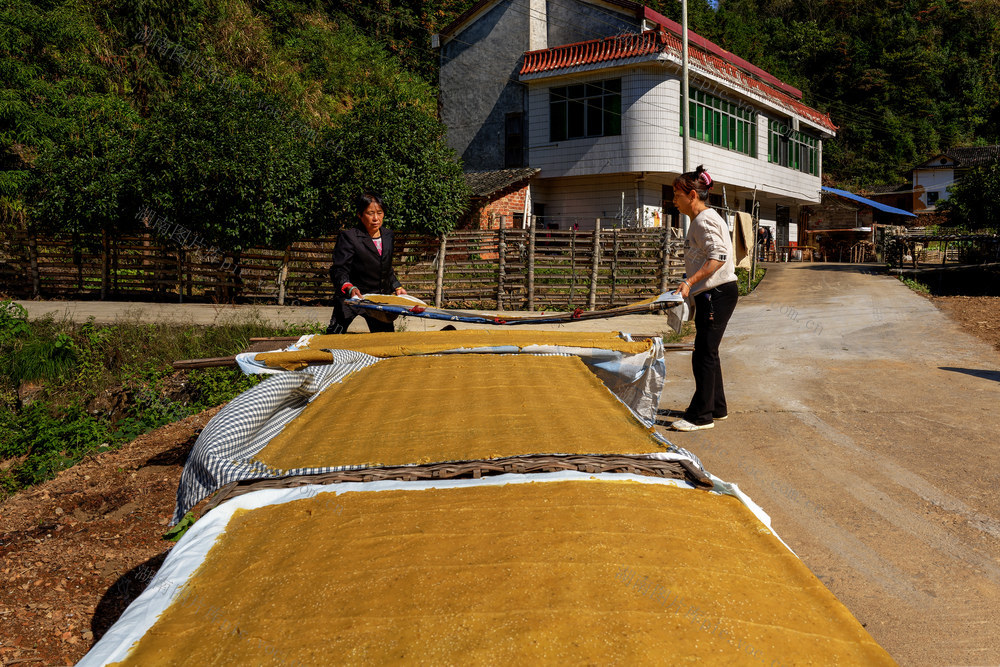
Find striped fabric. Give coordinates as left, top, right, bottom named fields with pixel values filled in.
left=172, top=350, right=380, bottom=524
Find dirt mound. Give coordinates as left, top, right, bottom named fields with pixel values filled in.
left=929, top=295, right=1000, bottom=351
left=0, top=407, right=219, bottom=666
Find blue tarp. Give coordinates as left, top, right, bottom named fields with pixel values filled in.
left=822, top=186, right=917, bottom=217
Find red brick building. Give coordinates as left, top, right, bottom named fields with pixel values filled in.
left=461, top=168, right=539, bottom=229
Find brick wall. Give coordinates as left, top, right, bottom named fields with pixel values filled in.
left=471, top=184, right=530, bottom=229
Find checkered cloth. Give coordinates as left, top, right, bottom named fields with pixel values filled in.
left=174, top=347, right=697, bottom=524
left=172, top=350, right=380, bottom=524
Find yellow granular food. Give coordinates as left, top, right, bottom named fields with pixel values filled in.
left=112, top=480, right=896, bottom=666
left=254, top=354, right=665, bottom=470
left=256, top=330, right=652, bottom=369
left=254, top=349, right=336, bottom=371
left=308, top=329, right=650, bottom=356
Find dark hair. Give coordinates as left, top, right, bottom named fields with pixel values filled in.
left=673, top=165, right=713, bottom=200
left=354, top=191, right=387, bottom=217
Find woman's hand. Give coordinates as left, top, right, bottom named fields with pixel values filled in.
left=395, top=287, right=407, bottom=296
left=349, top=287, right=362, bottom=299
left=675, top=280, right=691, bottom=298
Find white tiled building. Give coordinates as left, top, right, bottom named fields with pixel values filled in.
left=437, top=0, right=836, bottom=246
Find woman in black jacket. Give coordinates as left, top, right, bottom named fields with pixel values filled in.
left=326, top=192, right=407, bottom=334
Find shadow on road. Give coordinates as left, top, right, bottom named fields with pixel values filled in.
left=939, top=367, right=1000, bottom=383
left=783, top=263, right=888, bottom=274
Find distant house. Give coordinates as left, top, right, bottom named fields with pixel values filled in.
left=911, top=145, right=1000, bottom=214
left=435, top=0, right=836, bottom=244
left=801, top=187, right=915, bottom=261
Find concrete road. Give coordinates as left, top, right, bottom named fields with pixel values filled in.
left=658, top=263, right=1000, bottom=666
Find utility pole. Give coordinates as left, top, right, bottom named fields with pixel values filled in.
left=681, top=0, right=690, bottom=236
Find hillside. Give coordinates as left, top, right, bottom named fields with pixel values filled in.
left=0, top=0, right=471, bottom=245
left=3, top=0, right=998, bottom=244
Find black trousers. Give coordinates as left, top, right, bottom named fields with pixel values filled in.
left=685, top=280, right=739, bottom=425
left=326, top=305, right=395, bottom=335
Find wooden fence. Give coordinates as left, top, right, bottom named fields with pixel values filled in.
left=0, top=223, right=685, bottom=310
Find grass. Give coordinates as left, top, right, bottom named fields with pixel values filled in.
left=736, top=267, right=766, bottom=296
left=898, top=276, right=931, bottom=294
left=0, top=301, right=325, bottom=498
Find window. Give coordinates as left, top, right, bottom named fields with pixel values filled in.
left=505, top=113, right=524, bottom=168
left=927, top=191, right=940, bottom=204
left=768, top=120, right=819, bottom=176
left=549, top=80, right=621, bottom=142
left=681, top=89, right=757, bottom=157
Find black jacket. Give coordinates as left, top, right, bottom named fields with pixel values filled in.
left=330, top=225, right=402, bottom=309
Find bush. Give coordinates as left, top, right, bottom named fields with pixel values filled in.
left=0, top=311, right=320, bottom=499
left=736, top=267, right=766, bottom=296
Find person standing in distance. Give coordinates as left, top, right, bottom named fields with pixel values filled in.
left=327, top=192, right=407, bottom=335
left=671, top=166, right=738, bottom=432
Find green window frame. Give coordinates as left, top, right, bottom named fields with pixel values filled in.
left=681, top=89, right=756, bottom=157
left=549, top=79, right=622, bottom=142
left=767, top=120, right=819, bottom=176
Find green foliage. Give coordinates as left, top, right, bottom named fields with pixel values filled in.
left=28, top=98, right=141, bottom=237
left=0, top=301, right=31, bottom=346
left=898, top=276, right=930, bottom=293
left=0, top=401, right=113, bottom=492
left=707, top=0, right=1000, bottom=186
left=7, top=334, right=77, bottom=385
left=186, top=367, right=263, bottom=408
left=324, top=0, right=476, bottom=81
left=0, top=313, right=317, bottom=499
left=736, top=266, right=766, bottom=296
left=316, top=95, right=470, bottom=235
left=135, top=81, right=320, bottom=249
left=7, top=0, right=469, bottom=245
left=163, top=510, right=197, bottom=541
left=937, top=164, right=1000, bottom=234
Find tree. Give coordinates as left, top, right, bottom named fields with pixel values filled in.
left=134, top=80, right=320, bottom=250
left=938, top=164, right=1000, bottom=234
left=28, top=98, right=141, bottom=239
left=313, top=94, right=469, bottom=236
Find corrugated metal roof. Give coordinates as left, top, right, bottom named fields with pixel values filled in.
left=822, top=186, right=916, bottom=217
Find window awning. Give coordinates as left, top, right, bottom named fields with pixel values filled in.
left=822, top=186, right=916, bottom=217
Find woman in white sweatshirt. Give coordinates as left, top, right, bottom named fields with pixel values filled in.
left=670, top=165, right=738, bottom=432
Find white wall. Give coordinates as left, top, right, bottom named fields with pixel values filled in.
left=526, top=65, right=825, bottom=204
left=913, top=168, right=956, bottom=209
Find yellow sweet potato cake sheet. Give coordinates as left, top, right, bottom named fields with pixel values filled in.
left=113, top=480, right=895, bottom=665
left=253, top=354, right=665, bottom=470
left=255, top=329, right=652, bottom=369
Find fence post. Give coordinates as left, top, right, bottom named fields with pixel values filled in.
left=569, top=227, right=577, bottom=304
left=434, top=234, right=447, bottom=308
left=177, top=247, right=184, bottom=304
left=27, top=233, right=41, bottom=298
left=610, top=227, right=619, bottom=305
left=659, top=228, right=671, bottom=292
left=101, top=229, right=110, bottom=301
left=277, top=246, right=291, bottom=306
left=497, top=227, right=506, bottom=310
left=588, top=220, right=601, bottom=310
left=527, top=215, right=537, bottom=311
